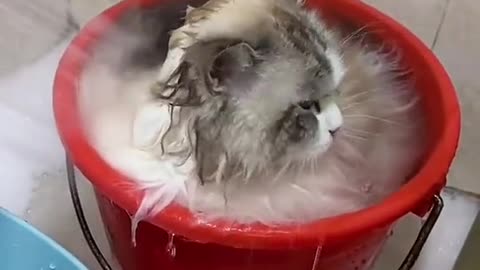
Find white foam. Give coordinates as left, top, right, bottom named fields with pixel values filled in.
left=0, top=39, right=71, bottom=215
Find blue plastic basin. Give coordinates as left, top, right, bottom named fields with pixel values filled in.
left=0, top=208, right=88, bottom=270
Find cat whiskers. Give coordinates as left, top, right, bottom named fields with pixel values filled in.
left=340, top=22, right=381, bottom=47
left=342, top=127, right=380, bottom=137
left=339, top=85, right=401, bottom=104
left=343, top=114, right=401, bottom=125
left=340, top=90, right=374, bottom=106
left=341, top=90, right=417, bottom=113
left=339, top=86, right=402, bottom=107
left=271, top=162, right=291, bottom=183
left=339, top=131, right=369, bottom=141
left=332, top=139, right=367, bottom=166
left=340, top=101, right=367, bottom=111
left=338, top=126, right=382, bottom=142
left=289, top=183, right=313, bottom=199
left=389, top=95, right=420, bottom=114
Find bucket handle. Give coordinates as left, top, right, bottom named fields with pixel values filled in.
left=66, top=157, right=444, bottom=270
left=397, top=195, right=444, bottom=270
left=67, top=157, right=113, bottom=270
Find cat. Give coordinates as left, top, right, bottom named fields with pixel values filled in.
left=79, top=0, right=425, bottom=226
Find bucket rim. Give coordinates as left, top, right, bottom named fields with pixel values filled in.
left=53, top=0, right=461, bottom=249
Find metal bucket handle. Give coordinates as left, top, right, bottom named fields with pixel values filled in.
left=66, top=157, right=444, bottom=270
left=398, top=195, right=444, bottom=270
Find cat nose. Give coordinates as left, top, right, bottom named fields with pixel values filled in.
left=329, top=128, right=339, bottom=136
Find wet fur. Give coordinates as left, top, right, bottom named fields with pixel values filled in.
left=180, top=42, right=424, bottom=223
left=79, top=1, right=425, bottom=225
left=149, top=0, right=347, bottom=184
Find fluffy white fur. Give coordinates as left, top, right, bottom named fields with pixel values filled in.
left=79, top=1, right=424, bottom=227
left=78, top=56, right=196, bottom=233
left=80, top=48, right=422, bottom=225
left=158, top=0, right=282, bottom=84
left=171, top=46, right=422, bottom=223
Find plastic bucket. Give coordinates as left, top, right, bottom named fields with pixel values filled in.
left=53, top=0, right=461, bottom=269
left=0, top=208, right=88, bottom=270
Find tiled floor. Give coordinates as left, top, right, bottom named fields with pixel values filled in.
left=433, top=0, right=480, bottom=195
left=0, top=0, right=72, bottom=75
left=364, top=0, right=480, bottom=195
left=0, top=0, right=479, bottom=270
left=364, top=0, right=449, bottom=46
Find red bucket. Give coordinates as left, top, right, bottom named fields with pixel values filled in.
left=53, top=0, right=461, bottom=269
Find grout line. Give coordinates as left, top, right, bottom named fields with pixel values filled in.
left=431, top=0, right=452, bottom=50
left=66, top=0, right=81, bottom=31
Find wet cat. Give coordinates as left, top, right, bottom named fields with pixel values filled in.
left=80, top=0, right=425, bottom=225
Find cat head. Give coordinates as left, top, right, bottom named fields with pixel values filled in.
left=153, top=5, right=346, bottom=182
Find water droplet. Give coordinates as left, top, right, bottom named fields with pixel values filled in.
left=49, top=263, right=56, bottom=269
left=166, top=233, right=176, bottom=258
left=311, top=245, right=322, bottom=270
left=361, top=183, right=372, bottom=193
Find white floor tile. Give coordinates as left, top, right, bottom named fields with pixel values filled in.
left=374, top=188, right=480, bottom=270
left=0, top=0, right=71, bottom=75
left=0, top=39, right=70, bottom=216
left=432, top=0, right=480, bottom=194
left=364, top=0, right=448, bottom=46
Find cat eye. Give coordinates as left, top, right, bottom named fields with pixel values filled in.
left=298, top=100, right=321, bottom=113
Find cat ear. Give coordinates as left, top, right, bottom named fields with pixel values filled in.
left=209, top=42, right=258, bottom=90
left=152, top=40, right=259, bottom=101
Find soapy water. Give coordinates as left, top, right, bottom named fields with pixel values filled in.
left=0, top=34, right=115, bottom=270
left=39, top=263, right=56, bottom=270
left=0, top=39, right=72, bottom=216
